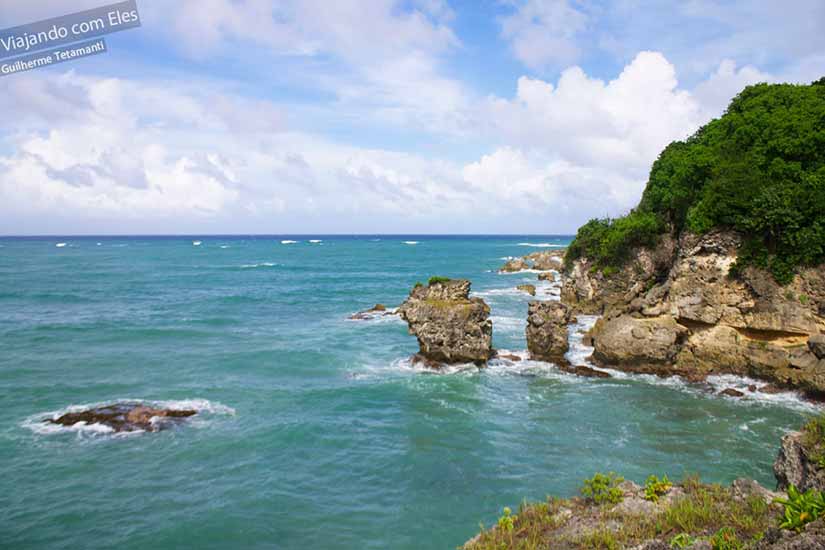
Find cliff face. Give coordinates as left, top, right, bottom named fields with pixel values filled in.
left=563, top=231, right=825, bottom=392
left=398, top=279, right=493, bottom=366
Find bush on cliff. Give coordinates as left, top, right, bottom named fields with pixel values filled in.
left=566, top=78, right=825, bottom=284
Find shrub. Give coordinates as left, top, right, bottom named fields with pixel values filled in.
left=427, top=276, right=451, bottom=286
left=496, top=506, right=515, bottom=533
left=774, top=484, right=825, bottom=531
left=581, top=472, right=625, bottom=505
left=802, top=415, right=825, bottom=468
left=644, top=474, right=673, bottom=502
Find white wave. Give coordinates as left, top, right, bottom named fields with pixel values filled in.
left=517, top=242, right=566, bottom=248
left=309, top=239, right=322, bottom=243
left=281, top=240, right=297, bottom=244
left=241, top=262, right=276, bottom=269
left=55, top=242, right=67, bottom=248
left=497, top=268, right=554, bottom=275
left=220, top=245, right=230, bottom=249
left=490, top=315, right=526, bottom=332
left=472, top=287, right=524, bottom=298
left=22, top=398, right=235, bottom=437
left=192, top=241, right=202, bottom=246
left=403, top=241, right=419, bottom=245
left=96, top=242, right=102, bottom=246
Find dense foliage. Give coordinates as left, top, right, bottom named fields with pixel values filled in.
left=565, top=78, right=825, bottom=284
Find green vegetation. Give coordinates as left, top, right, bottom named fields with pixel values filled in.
left=414, top=281, right=424, bottom=288
left=427, top=276, right=451, bottom=285
left=710, top=527, right=744, bottom=550
left=644, top=474, right=673, bottom=503
left=581, top=472, right=624, bottom=505
left=802, top=414, right=825, bottom=468
left=466, top=475, right=776, bottom=550
left=566, top=79, right=825, bottom=284
left=774, top=484, right=825, bottom=531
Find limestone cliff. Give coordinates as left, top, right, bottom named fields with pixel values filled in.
left=563, top=231, right=825, bottom=393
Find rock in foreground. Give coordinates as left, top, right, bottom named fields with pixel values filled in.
left=398, top=279, right=493, bottom=366
left=48, top=403, right=197, bottom=433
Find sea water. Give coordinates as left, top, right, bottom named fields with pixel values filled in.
left=0, top=236, right=815, bottom=549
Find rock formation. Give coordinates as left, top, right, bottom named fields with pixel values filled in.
left=349, top=303, right=394, bottom=320
left=525, top=301, right=571, bottom=361
left=48, top=403, right=197, bottom=433
left=774, top=430, right=825, bottom=493
left=563, top=230, right=825, bottom=392
left=398, top=279, right=493, bottom=366
left=516, top=284, right=536, bottom=296
left=498, top=250, right=564, bottom=273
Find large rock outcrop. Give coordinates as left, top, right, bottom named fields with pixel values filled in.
left=774, top=431, right=825, bottom=493
left=564, top=230, right=825, bottom=392
left=526, top=301, right=571, bottom=361
left=398, top=279, right=493, bottom=365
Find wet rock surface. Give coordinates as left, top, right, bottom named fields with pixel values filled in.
left=398, top=279, right=493, bottom=366
left=48, top=403, right=197, bottom=433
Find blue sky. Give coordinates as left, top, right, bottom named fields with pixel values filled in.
left=0, top=0, right=823, bottom=235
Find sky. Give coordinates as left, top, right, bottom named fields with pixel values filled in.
left=0, top=0, right=823, bottom=235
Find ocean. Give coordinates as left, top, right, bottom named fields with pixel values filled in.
left=0, top=235, right=814, bottom=549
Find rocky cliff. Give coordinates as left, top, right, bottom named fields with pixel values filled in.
left=562, top=231, right=825, bottom=393
left=398, top=279, right=493, bottom=366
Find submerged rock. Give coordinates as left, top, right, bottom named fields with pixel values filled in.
left=48, top=403, right=197, bottom=433
left=516, top=284, right=536, bottom=296
left=526, top=301, right=571, bottom=361
left=349, top=303, right=393, bottom=320
left=398, top=279, right=493, bottom=366
left=720, top=388, right=745, bottom=398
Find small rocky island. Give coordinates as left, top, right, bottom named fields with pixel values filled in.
left=398, top=277, right=493, bottom=367
left=46, top=402, right=197, bottom=433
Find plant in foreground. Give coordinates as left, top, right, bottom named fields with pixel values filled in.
left=644, top=474, right=673, bottom=502
left=497, top=507, right=515, bottom=533
left=581, top=472, right=624, bottom=505
left=669, top=533, right=694, bottom=548
left=774, top=484, right=825, bottom=532
left=710, top=527, right=743, bottom=550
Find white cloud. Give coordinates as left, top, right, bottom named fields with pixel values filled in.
left=500, top=0, right=588, bottom=71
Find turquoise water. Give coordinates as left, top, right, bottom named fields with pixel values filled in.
left=0, top=235, right=815, bottom=549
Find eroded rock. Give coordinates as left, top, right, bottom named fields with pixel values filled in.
left=48, top=403, right=197, bottom=433
left=517, top=284, right=536, bottom=296
left=398, top=279, right=493, bottom=366
left=526, top=301, right=571, bottom=361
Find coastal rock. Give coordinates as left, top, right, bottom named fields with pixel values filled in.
left=773, top=431, right=825, bottom=493
left=499, top=258, right=529, bottom=273
left=349, top=304, right=393, bottom=320
left=516, top=284, right=536, bottom=296
left=537, top=272, right=555, bottom=281
left=590, top=315, right=688, bottom=370
left=755, top=520, right=825, bottom=550
left=526, top=301, right=571, bottom=361
left=48, top=403, right=197, bottom=433
left=562, top=230, right=825, bottom=392
left=720, top=388, right=745, bottom=398
left=526, top=250, right=564, bottom=271
left=398, top=279, right=493, bottom=365
left=810, top=334, right=825, bottom=360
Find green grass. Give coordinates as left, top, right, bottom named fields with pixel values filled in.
left=465, top=475, right=777, bottom=550
left=428, top=276, right=451, bottom=285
